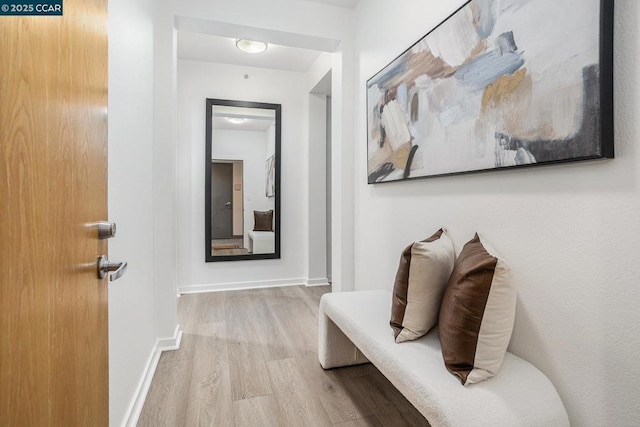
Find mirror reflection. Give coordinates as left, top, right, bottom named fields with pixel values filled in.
left=205, top=99, right=281, bottom=262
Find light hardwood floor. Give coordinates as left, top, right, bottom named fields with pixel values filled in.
left=138, top=285, right=429, bottom=426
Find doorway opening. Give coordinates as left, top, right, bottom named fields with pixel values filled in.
left=308, top=69, right=333, bottom=285
left=211, top=159, right=247, bottom=256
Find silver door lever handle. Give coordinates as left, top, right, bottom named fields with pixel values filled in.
left=97, top=255, right=128, bottom=281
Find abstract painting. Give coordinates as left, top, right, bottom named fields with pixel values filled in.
left=367, top=0, right=613, bottom=183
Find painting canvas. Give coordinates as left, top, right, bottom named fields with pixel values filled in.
left=266, top=154, right=276, bottom=197
left=367, top=0, right=613, bottom=183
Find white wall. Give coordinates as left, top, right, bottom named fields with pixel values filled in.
left=158, top=0, right=356, bottom=293
left=307, top=54, right=336, bottom=286
left=354, top=1, right=640, bottom=425
left=267, top=122, right=276, bottom=158
left=108, top=0, right=157, bottom=425
left=308, top=93, right=329, bottom=284
left=177, top=60, right=309, bottom=290
left=152, top=0, right=180, bottom=346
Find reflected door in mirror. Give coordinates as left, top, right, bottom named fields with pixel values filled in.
left=211, top=162, right=233, bottom=239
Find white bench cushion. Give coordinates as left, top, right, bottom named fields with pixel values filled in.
left=248, top=230, right=275, bottom=254
left=319, top=290, right=569, bottom=427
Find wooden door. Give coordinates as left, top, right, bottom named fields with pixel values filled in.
left=0, top=0, right=109, bottom=425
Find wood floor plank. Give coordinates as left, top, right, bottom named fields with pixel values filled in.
left=334, top=415, right=384, bottom=427
left=179, top=292, right=225, bottom=334
left=348, top=373, right=430, bottom=426
left=137, top=353, right=192, bottom=426
left=293, top=354, right=374, bottom=424
left=295, top=284, right=330, bottom=315
left=168, top=332, right=198, bottom=361
left=225, top=292, right=274, bottom=401
left=303, top=284, right=332, bottom=306
left=195, top=292, right=226, bottom=323
left=254, top=297, right=298, bottom=362
left=276, top=285, right=323, bottom=317
left=177, top=293, right=199, bottom=335
left=270, top=296, right=318, bottom=357
left=266, top=357, right=333, bottom=427
left=232, top=394, right=286, bottom=427
left=183, top=322, right=233, bottom=426
left=249, top=286, right=295, bottom=306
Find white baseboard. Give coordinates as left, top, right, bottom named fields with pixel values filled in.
left=157, top=324, right=183, bottom=351
left=122, top=325, right=182, bottom=427
left=178, top=278, right=307, bottom=295
left=178, top=278, right=332, bottom=294
left=178, top=277, right=329, bottom=296
left=306, top=278, right=330, bottom=286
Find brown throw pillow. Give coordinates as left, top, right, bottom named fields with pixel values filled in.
left=439, top=233, right=516, bottom=385
left=253, top=210, right=273, bottom=231
left=390, top=228, right=455, bottom=343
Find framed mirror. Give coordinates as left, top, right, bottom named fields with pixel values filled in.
left=205, top=98, right=281, bottom=262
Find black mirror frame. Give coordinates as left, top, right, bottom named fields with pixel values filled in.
left=205, top=98, right=281, bottom=262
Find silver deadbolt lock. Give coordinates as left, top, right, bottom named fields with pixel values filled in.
left=97, top=255, right=127, bottom=281
left=97, top=221, right=116, bottom=239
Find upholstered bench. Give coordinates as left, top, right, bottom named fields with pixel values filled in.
left=318, top=290, right=569, bottom=427
left=248, top=230, right=275, bottom=254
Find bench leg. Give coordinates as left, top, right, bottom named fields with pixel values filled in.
left=318, top=300, right=369, bottom=369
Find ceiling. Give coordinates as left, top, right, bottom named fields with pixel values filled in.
left=213, top=105, right=275, bottom=131
left=177, top=32, right=324, bottom=73
left=303, top=0, right=360, bottom=8
left=177, top=0, right=359, bottom=72
left=213, top=116, right=273, bottom=132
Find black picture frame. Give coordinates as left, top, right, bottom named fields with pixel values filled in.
left=366, top=0, right=614, bottom=184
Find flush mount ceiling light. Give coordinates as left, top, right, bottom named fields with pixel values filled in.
left=226, top=117, right=246, bottom=124
left=235, top=39, right=268, bottom=54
